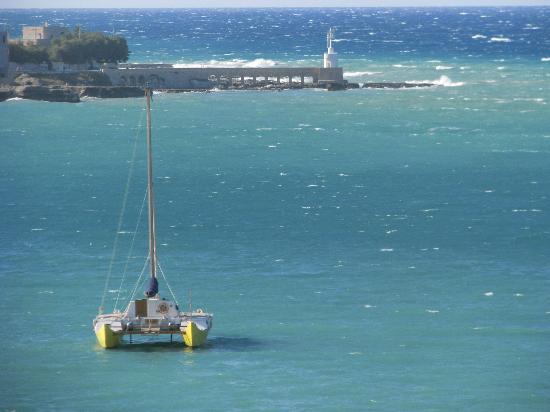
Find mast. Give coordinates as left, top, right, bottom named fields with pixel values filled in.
left=145, top=87, right=157, bottom=280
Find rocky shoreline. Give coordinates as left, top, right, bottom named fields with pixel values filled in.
left=0, top=72, right=437, bottom=103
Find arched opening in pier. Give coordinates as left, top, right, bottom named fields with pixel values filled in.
left=119, top=76, right=127, bottom=86
left=148, top=74, right=160, bottom=88
left=128, top=76, right=136, bottom=86
left=137, top=75, right=146, bottom=86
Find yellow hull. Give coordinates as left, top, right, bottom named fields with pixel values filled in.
left=95, top=324, right=120, bottom=349
left=183, top=321, right=209, bottom=347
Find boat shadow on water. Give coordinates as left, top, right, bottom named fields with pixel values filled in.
left=98, top=336, right=265, bottom=353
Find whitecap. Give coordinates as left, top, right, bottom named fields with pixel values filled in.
left=472, top=34, right=487, bottom=39
left=490, top=37, right=512, bottom=43
left=380, top=248, right=394, bottom=252
left=408, top=75, right=464, bottom=87
left=173, top=58, right=280, bottom=68
left=426, top=309, right=439, bottom=313
left=344, top=71, right=381, bottom=77
left=435, top=65, right=453, bottom=70
left=542, top=57, right=550, bottom=62
left=484, top=291, right=494, bottom=296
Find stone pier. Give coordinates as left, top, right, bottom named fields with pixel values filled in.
left=102, top=64, right=344, bottom=89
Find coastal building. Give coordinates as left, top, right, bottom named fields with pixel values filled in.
left=0, top=24, right=8, bottom=78
left=22, top=22, right=67, bottom=47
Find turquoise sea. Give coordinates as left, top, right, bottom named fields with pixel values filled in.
left=1, top=8, right=549, bottom=411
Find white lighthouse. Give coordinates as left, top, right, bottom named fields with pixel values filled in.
left=323, top=27, right=338, bottom=68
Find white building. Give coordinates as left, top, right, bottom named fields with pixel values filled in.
left=323, top=27, right=338, bottom=69
left=22, top=22, right=67, bottom=47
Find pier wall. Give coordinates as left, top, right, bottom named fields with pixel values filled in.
left=102, top=64, right=344, bottom=89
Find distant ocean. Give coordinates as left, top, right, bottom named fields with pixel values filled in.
left=1, top=8, right=549, bottom=411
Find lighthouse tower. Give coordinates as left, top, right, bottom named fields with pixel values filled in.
left=323, top=28, right=338, bottom=68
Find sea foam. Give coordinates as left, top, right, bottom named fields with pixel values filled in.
left=173, top=58, right=279, bottom=68
left=490, top=37, right=512, bottom=43
left=344, top=71, right=381, bottom=77
left=409, top=75, right=464, bottom=87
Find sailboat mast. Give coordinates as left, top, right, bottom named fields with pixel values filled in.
left=145, top=87, right=157, bottom=279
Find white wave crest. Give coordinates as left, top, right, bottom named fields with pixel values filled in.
left=173, top=58, right=279, bottom=68
left=408, top=75, right=464, bottom=87
left=472, top=34, right=487, bottom=39
left=490, top=37, right=512, bottom=43
left=541, top=57, right=550, bottom=62
left=344, top=71, right=381, bottom=77
left=435, top=65, right=453, bottom=70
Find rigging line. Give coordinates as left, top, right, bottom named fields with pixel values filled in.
left=99, top=108, right=145, bottom=314
left=128, top=255, right=150, bottom=304
left=114, top=187, right=148, bottom=311
left=157, top=259, right=180, bottom=307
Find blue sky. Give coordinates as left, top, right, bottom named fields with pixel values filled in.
left=2, top=0, right=550, bottom=7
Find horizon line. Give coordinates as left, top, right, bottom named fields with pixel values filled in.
left=2, top=5, right=550, bottom=9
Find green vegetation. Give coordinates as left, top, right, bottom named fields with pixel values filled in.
left=9, top=29, right=129, bottom=65
left=8, top=42, right=49, bottom=64
left=49, top=32, right=129, bottom=64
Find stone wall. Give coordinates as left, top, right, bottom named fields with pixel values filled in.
left=102, top=65, right=344, bottom=89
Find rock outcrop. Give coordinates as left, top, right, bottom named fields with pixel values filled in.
left=79, top=86, right=145, bottom=98
left=0, top=88, right=15, bottom=102
left=14, top=86, right=80, bottom=103
left=12, top=71, right=112, bottom=87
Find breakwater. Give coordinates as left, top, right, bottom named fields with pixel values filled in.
left=102, top=64, right=345, bottom=89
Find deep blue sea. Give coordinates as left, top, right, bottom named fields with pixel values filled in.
left=1, top=8, right=549, bottom=411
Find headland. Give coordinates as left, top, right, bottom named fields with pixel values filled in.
left=0, top=24, right=435, bottom=103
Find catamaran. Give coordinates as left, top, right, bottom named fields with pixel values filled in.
left=93, top=88, right=213, bottom=349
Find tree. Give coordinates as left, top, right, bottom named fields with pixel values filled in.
left=8, top=43, right=49, bottom=64
left=48, top=32, right=129, bottom=65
